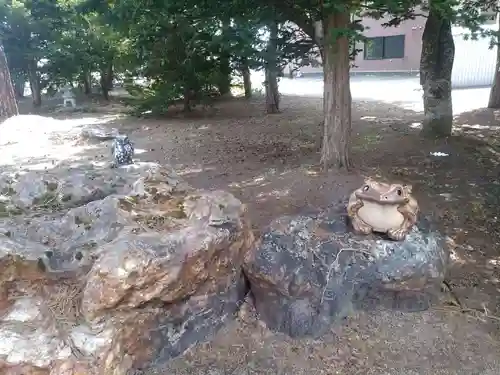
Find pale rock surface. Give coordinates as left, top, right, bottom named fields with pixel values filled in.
left=0, top=160, right=254, bottom=374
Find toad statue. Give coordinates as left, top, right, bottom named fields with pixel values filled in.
left=347, top=179, right=419, bottom=241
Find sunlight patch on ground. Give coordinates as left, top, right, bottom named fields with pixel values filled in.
left=410, top=122, right=422, bottom=129
left=305, top=168, right=319, bottom=176
left=176, top=165, right=216, bottom=176
left=449, top=246, right=470, bottom=265
left=276, top=76, right=492, bottom=115
left=256, top=188, right=290, bottom=200
left=0, top=143, right=102, bottom=170
left=239, top=177, right=272, bottom=189
left=0, top=115, right=122, bottom=170
left=60, top=115, right=120, bottom=127
left=487, top=258, right=500, bottom=267
left=458, top=124, right=500, bottom=131
left=230, top=169, right=280, bottom=189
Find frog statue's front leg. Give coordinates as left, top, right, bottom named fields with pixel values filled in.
left=387, top=199, right=419, bottom=241
left=347, top=198, right=373, bottom=235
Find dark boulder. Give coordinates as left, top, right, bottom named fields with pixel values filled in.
left=243, top=205, right=449, bottom=338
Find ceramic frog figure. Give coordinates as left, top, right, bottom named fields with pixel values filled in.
left=347, top=179, right=419, bottom=241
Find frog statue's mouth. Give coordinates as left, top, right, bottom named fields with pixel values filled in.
left=355, top=191, right=408, bottom=205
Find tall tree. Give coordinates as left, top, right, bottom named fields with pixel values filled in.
left=270, top=1, right=419, bottom=169
left=264, top=18, right=280, bottom=113
left=0, top=0, right=66, bottom=108
left=419, top=2, right=455, bottom=138
left=0, top=43, right=19, bottom=121
left=488, top=14, right=500, bottom=108
left=319, top=8, right=353, bottom=169
left=386, top=0, right=500, bottom=137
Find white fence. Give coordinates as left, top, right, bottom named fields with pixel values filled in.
left=452, top=25, right=497, bottom=89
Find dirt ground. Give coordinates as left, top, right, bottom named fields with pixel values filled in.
left=13, top=93, right=500, bottom=374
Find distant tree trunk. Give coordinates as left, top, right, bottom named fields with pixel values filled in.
left=241, top=59, right=252, bottom=98
left=0, top=43, right=19, bottom=121
left=320, top=12, right=352, bottom=170
left=420, top=4, right=455, bottom=138
left=217, top=48, right=232, bottom=96
left=12, top=73, right=25, bottom=99
left=264, top=19, right=280, bottom=114
left=183, top=87, right=191, bottom=112
left=27, top=59, right=41, bottom=108
left=217, top=56, right=232, bottom=96
left=215, top=20, right=232, bottom=96
left=82, top=71, right=91, bottom=95
left=488, top=16, right=500, bottom=108
left=100, top=62, right=113, bottom=101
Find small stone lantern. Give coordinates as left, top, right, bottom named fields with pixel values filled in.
left=61, top=86, right=76, bottom=108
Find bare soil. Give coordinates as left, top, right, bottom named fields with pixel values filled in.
left=15, top=93, right=500, bottom=374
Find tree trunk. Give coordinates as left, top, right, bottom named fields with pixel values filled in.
left=100, top=62, right=113, bottom=101
left=13, top=74, right=25, bottom=99
left=183, top=87, right=192, bottom=112
left=217, top=55, right=232, bottom=96
left=488, top=15, right=500, bottom=108
left=320, top=12, right=352, bottom=170
left=217, top=21, right=232, bottom=97
left=420, top=4, right=455, bottom=138
left=82, top=72, right=91, bottom=95
left=241, top=59, right=252, bottom=98
left=0, top=43, right=19, bottom=121
left=264, top=19, right=280, bottom=114
left=27, top=59, right=41, bottom=108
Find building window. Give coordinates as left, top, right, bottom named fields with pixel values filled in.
left=364, top=35, right=405, bottom=60
left=481, top=9, right=497, bottom=24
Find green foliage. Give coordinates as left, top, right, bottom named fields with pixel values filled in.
left=0, top=0, right=496, bottom=114
left=0, top=0, right=65, bottom=88
left=380, top=0, right=500, bottom=43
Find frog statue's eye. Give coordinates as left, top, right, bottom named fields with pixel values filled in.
left=396, top=188, right=402, bottom=196
left=362, top=185, right=370, bottom=192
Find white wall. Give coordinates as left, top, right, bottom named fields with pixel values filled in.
left=452, top=25, right=497, bottom=89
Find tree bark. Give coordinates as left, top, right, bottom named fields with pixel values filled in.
left=420, top=4, right=455, bottom=138
left=13, top=74, right=25, bottom=99
left=82, top=72, right=91, bottom=95
left=27, top=59, right=41, bottom=108
left=320, top=12, right=352, bottom=170
left=216, top=20, right=232, bottom=97
left=217, top=55, right=232, bottom=96
left=0, top=43, right=19, bottom=121
left=488, top=15, right=500, bottom=108
left=241, top=60, right=252, bottom=98
left=100, top=62, right=113, bottom=101
left=183, top=87, right=192, bottom=112
left=264, top=19, right=280, bottom=114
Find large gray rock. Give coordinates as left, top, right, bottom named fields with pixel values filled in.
left=243, top=205, right=449, bottom=338
left=0, top=162, right=173, bottom=213
left=0, top=162, right=254, bottom=375
left=80, top=124, right=120, bottom=142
